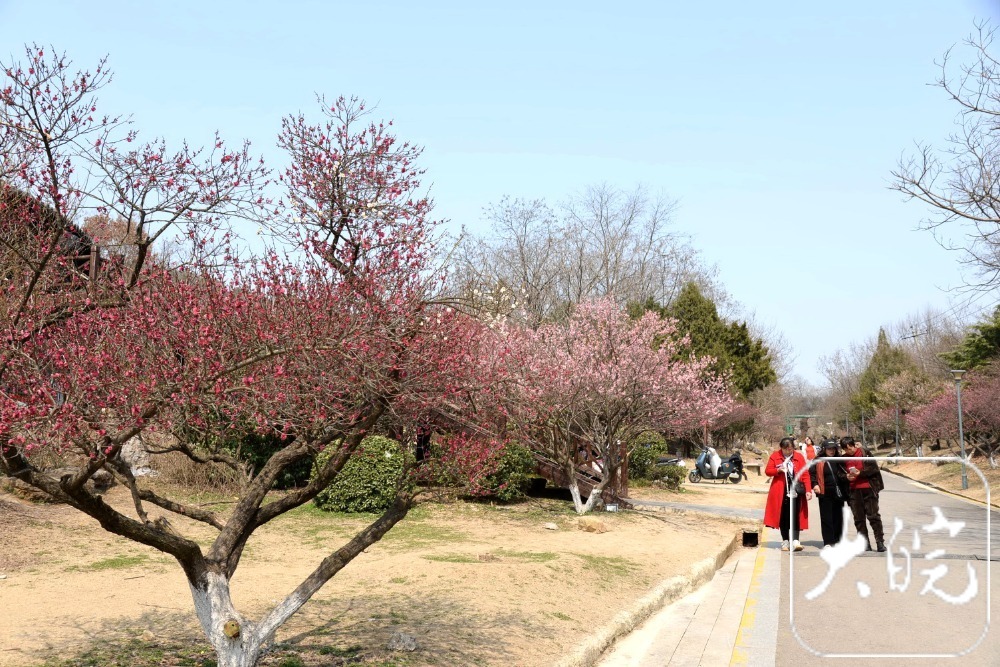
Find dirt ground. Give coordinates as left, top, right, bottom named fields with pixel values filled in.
left=0, top=482, right=741, bottom=667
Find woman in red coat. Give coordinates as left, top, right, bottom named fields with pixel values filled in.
left=764, top=437, right=812, bottom=551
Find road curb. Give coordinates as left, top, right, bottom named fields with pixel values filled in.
left=882, top=466, right=999, bottom=510
left=555, top=532, right=741, bottom=667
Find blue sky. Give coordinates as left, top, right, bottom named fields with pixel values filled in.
left=2, top=0, right=997, bottom=385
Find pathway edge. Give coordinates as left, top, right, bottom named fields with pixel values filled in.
left=555, top=531, right=741, bottom=667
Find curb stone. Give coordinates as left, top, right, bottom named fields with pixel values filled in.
left=554, top=532, right=741, bottom=667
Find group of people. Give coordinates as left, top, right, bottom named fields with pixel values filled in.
left=763, top=436, right=885, bottom=552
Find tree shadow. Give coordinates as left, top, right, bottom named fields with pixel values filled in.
left=279, top=591, right=541, bottom=665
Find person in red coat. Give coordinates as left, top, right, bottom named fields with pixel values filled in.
left=801, top=436, right=817, bottom=462
left=764, top=437, right=812, bottom=551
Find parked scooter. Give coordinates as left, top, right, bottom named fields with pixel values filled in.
left=655, top=455, right=687, bottom=469
left=688, top=446, right=747, bottom=484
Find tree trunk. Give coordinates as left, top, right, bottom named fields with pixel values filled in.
left=190, top=570, right=265, bottom=667
left=566, top=461, right=606, bottom=514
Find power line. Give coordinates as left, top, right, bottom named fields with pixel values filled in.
left=897, top=289, right=997, bottom=340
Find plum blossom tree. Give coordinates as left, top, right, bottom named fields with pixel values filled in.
left=860, top=369, right=940, bottom=453
left=0, top=49, right=500, bottom=667
left=708, top=400, right=759, bottom=448
left=907, top=364, right=1000, bottom=467
left=0, top=45, right=268, bottom=383
left=506, top=297, right=733, bottom=513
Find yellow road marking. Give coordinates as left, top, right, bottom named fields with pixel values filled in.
left=730, top=544, right=767, bottom=665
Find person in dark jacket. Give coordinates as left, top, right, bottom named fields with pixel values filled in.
left=839, top=436, right=886, bottom=552
left=812, top=440, right=848, bottom=546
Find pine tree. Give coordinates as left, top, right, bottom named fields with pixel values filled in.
left=852, top=328, right=916, bottom=420
left=941, top=307, right=1000, bottom=371
left=630, top=283, right=776, bottom=398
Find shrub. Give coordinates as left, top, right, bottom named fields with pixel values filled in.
left=658, top=464, right=686, bottom=491
left=478, top=442, right=536, bottom=502
left=313, top=436, right=412, bottom=513
left=228, top=431, right=312, bottom=489
left=629, top=436, right=670, bottom=480
left=173, top=417, right=312, bottom=490
left=154, top=450, right=242, bottom=494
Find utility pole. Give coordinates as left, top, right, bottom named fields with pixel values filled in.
left=894, top=403, right=901, bottom=457
left=951, top=370, right=969, bottom=490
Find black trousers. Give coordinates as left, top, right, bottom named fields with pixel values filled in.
left=848, top=488, right=884, bottom=547
left=817, top=494, right=845, bottom=546
left=779, top=494, right=800, bottom=542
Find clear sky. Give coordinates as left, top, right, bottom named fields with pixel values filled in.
left=2, top=0, right=997, bottom=386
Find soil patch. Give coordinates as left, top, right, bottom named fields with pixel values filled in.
left=0, top=485, right=739, bottom=667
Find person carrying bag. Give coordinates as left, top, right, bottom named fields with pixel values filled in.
left=764, top=437, right=812, bottom=552
left=813, top=439, right=847, bottom=546
left=839, top=436, right=885, bottom=552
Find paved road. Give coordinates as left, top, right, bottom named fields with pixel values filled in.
left=775, top=469, right=998, bottom=665
left=602, top=467, right=999, bottom=665
left=628, top=498, right=764, bottom=522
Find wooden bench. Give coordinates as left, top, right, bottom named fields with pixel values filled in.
left=745, top=462, right=763, bottom=476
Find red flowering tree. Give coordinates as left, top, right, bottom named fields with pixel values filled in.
left=0, top=49, right=500, bottom=666
left=506, top=298, right=733, bottom=513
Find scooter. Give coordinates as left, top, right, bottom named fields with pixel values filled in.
left=655, top=455, right=687, bottom=468
left=688, top=446, right=747, bottom=484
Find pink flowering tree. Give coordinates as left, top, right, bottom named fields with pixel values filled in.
left=0, top=48, right=502, bottom=667
left=709, top=401, right=759, bottom=448
left=907, top=365, right=1000, bottom=467
left=507, top=298, right=733, bottom=513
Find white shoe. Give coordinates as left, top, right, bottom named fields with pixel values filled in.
left=793, top=540, right=803, bottom=552
left=781, top=540, right=789, bottom=551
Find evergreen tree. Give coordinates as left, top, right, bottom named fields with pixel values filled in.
left=852, top=328, right=916, bottom=420
left=941, top=306, right=1000, bottom=371
left=630, top=283, right=776, bottom=398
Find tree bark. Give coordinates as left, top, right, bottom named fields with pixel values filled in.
left=566, top=460, right=608, bottom=514
left=189, top=569, right=264, bottom=667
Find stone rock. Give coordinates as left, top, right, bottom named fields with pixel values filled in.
left=387, top=631, right=418, bottom=652
left=1, top=477, right=59, bottom=503
left=543, top=522, right=559, bottom=531
left=90, top=468, right=115, bottom=490
left=121, top=436, right=153, bottom=475
left=577, top=516, right=608, bottom=534
left=1, top=466, right=115, bottom=503
left=50, top=467, right=115, bottom=491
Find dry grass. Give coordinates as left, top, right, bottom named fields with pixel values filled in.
left=0, top=487, right=739, bottom=667
left=150, top=450, right=244, bottom=495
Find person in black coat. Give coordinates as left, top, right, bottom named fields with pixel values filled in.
left=811, top=439, right=849, bottom=547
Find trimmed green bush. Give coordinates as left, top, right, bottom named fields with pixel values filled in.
left=658, top=464, right=686, bottom=491
left=479, top=442, right=535, bottom=502
left=628, top=436, right=670, bottom=480
left=312, top=436, right=412, bottom=513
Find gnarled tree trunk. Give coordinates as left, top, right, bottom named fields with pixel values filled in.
left=190, top=570, right=265, bottom=667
